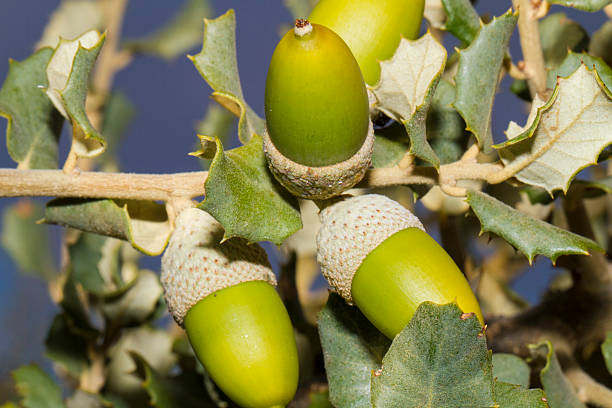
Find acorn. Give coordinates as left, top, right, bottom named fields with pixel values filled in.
left=316, top=194, right=483, bottom=339
left=161, top=208, right=298, bottom=408
left=309, top=0, right=426, bottom=85
left=264, top=19, right=373, bottom=200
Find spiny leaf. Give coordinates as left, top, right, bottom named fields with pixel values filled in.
left=190, top=9, right=265, bottom=144
left=590, top=20, right=612, bottom=68
left=454, top=11, right=517, bottom=152
left=548, top=51, right=612, bottom=92
left=1, top=200, right=56, bottom=279
left=12, top=365, right=65, bottom=408
left=44, top=198, right=171, bottom=256
left=373, top=33, right=445, bottom=168
left=370, top=302, right=494, bottom=408
left=496, top=65, right=612, bottom=194
left=602, top=331, right=612, bottom=376
left=466, top=190, right=601, bottom=263
left=100, top=91, right=135, bottom=170
left=0, top=48, right=63, bottom=169
left=540, top=13, right=589, bottom=69
left=547, top=0, right=612, bottom=11
left=318, top=293, right=391, bottom=408
left=125, top=0, right=212, bottom=60
left=371, top=122, right=409, bottom=168
left=36, top=0, right=106, bottom=50
left=529, top=342, right=586, bottom=408
left=494, top=382, right=549, bottom=408
left=198, top=134, right=301, bottom=245
left=45, top=313, right=89, bottom=377
left=441, top=0, right=481, bottom=45
left=492, top=353, right=530, bottom=388
left=46, top=30, right=106, bottom=159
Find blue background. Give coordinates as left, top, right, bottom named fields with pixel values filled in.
left=0, top=0, right=607, bottom=395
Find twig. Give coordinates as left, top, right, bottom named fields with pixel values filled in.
left=513, top=0, right=548, bottom=98
left=0, top=169, right=207, bottom=201
left=605, top=4, right=612, bottom=19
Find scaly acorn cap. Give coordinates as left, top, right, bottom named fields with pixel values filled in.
left=161, top=208, right=276, bottom=327
left=316, top=194, right=424, bottom=303
left=263, top=120, right=374, bottom=200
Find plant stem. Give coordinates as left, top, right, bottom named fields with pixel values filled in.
left=513, top=0, right=547, bottom=98
left=0, top=169, right=207, bottom=202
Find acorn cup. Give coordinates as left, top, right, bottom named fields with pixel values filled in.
left=161, top=208, right=299, bottom=408
left=309, top=0, right=426, bottom=85
left=264, top=19, right=374, bottom=200
left=316, top=194, right=484, bottom=339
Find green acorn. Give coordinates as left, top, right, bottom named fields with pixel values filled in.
left=161, top=208, right=298, bottom=408
left=264, top=19, right=373, bottom=200
left=309, top=0, right=426, bottom=85
left=317, top=194, right=484, bottom=339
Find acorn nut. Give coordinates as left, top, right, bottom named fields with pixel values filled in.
left=316, top=194, right=484, bottom=339
left=161, top=208, right=299, bottom=408
left=264, top=19, right=373, bottom=200
left=309, top=0, right=426, bottom=85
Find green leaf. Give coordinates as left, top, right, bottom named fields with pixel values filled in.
left=494, top=382, right=549, bottom=408
left=371, top=302, right=494, bottom=408
left=190, top=9, right=265, bottom=144
left=130, top=353, right=216, bottom=408
left=0, top=48, right=63, bottom=169
left=60, top=268, right=98, bottom=336
left=1, top=200, right=56, bottom=279
left=36, top=0, right=105, bottom=50
left=101, top=269, right=164, bottom=325
left=45, top=313, right=89, bottom=377
left=12, top=365, right=65, bottom=408
left=548, top=51, right=612, bottom=92
left=44, top=198, right=171, bottom=256
left=195, top=104, right=235, bottom=140
left=529, top=341, right=586, bottom=408
left=497, top=65, right=612, bottom=194
left=372, top=126, right=409, bottom=168
left=441, top=0, right=481, bottom=45
left=427, top=79, right=467, bottom=164
left=492, top=353, right=530, bottom=387
left=198, top=134, right=301, bottom=244
left=317, top=294, right=391, bottom=408
left=125, top=0, right=212, bottom=60
left=100, top=91, right=135, bottom=170
left=547, top=0, right=612, bottom=11
left=307, top=389, right=334, bottom=408
left=539, top=13, right=589, bottom=69
left=454, top=11, right=517, bottom=152
left=602, top=331, right=612, bottom=376
left=590, top=20, right=612, bottom=67
left=466, top=191, right=601, bottom=263
left=46, top=31, right=106, bottom=159
left=373, top=33, right=445, bottom=168
left=68, top=232, right=112, bottom=294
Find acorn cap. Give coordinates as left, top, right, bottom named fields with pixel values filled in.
left=263, top=119, right=374, bottom=200
left=161, top=208, right=276, bottom=326
left=316, top=194, right=424, bottom=303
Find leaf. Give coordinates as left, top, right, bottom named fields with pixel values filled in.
left=602, top=331, right=612, bottom=376
left=46, top=30, right=106, bottom=158
left=36, top=0, right=106, bottom=50
left=496, top=65, right=612, bottom=194
left=198, top=134, right=301, bottom=245
left=45, top=313, right=89, bottom=377
left=372, top=129, right=409, bottom=168
left=12, top=365, right=65, bottom=408
left=44, top=198, right=171, bottom=256
left=283, top=0, right=317, bottom=19
left=467, top=190, right=601, bottom=263
left=100, top=91, right=135, bottom=170
left=129, top=353, right=216, bottom=408
left=494, top=382, right=549, bottom=408
left=1, top=200, right=56, bottom=279
left=65, top=391, right=106, bottom=408
left=373, top=33, right=445, bottom=168
left=106, top=327, right=178, bottom=399
left=441, top=0, right=481, bottom=45
left=0, top=48, right=63, bottom=169
left=454, top=11, right=517, bottom=151
left=101, top=269, right=164, bottom=325
left=125, top=0, right=212, bottom=60
left=590, top=20, right=612, bottom=67
left=307, top=389, right=333, bottom=408
left=190, top=9, right=265, bottom=144
left=492, top=353, right=530, bottom=387
left=547, top=0, right=612, bottom=11
left=539, top=13, right=589, bottom=69
left=548, top=52, right=612, bottom=93
left=195, top=103, right=235, bottom=140
left=317, top=293, right=391, bottom=408
left=427, top=79, right=467, bottom=164
left=370, top=302, right=494, bottom=408
left=529, top=341, right=586, bottom=408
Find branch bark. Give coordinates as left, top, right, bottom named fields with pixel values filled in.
left=513, top=0, right=548, bottom=98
